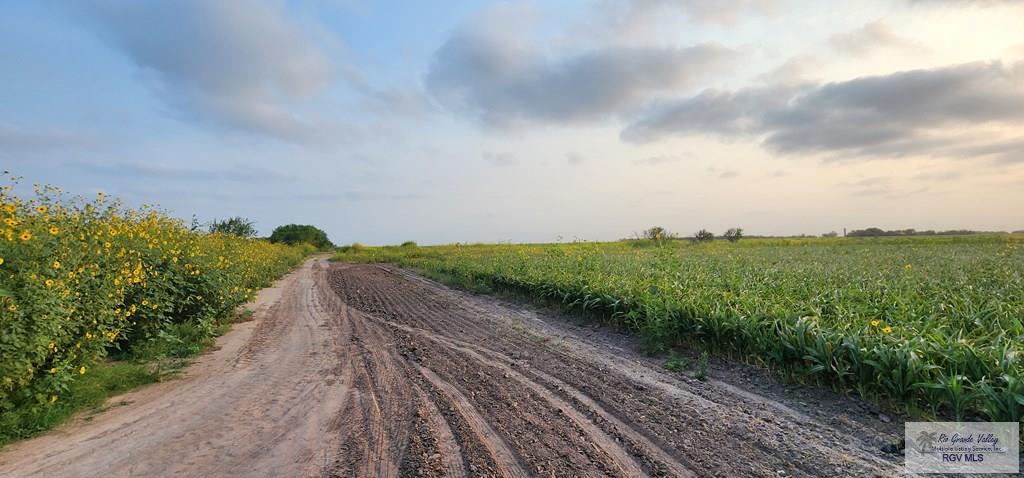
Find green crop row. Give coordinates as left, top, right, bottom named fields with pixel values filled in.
left=336, top=236, right=1024, bottom=421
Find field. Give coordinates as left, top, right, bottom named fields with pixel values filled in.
left=2, top=183, right=1020, bottom=475
left=336, top=235, right=1024, bottom=422
left=0, top=183, right=313, bottom=441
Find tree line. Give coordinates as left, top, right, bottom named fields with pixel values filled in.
left=207, top=217, right=333, bottom=250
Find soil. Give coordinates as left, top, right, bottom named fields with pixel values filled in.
left=0, top=258, right=909, bottom=477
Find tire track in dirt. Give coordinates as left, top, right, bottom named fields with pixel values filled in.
left=377, top=316, right=689, bottom=478
left=328, top=263, right=905, bottom=477
left=417, top=365, right=530, bottom=478
left=410, top=383, right=469, bottom=478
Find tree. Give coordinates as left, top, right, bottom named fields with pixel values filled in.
left=640, top=226, right=676, bottom=243
left=268, top=224, right=333, bottom=249
left=821, top=231, right=839, bottom=238
left=208, top=217, right=257, bottom=238
left=722, top=227, right=744, bottom=242
left=693, top=229, right=714, bottom=242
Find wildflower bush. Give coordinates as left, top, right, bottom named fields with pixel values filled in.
left=0, top=183, right=313, bottom=415
left=336, top=236, right=1024, bottom=421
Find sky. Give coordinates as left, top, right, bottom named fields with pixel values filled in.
left=2, top=0, right=1023, bottom=245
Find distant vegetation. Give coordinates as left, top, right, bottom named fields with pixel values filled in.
left=208, top=216, right=257, bottom=238
left=692, top=229, right=715, bottom=242
left=333, top=234, right=1024, bottom=422
left=268, top=224, right=333, bottom=250
left=722, top=227, right=743, bottom=242
left=638, top=226, right=676, bottom=243
left=847, top=227, right=1009, bottom=237
left=337, top=242, right=365, bottom=253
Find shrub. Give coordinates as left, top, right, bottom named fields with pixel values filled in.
left=268, top=224, right=332, bottom=250
left=338, top=242, right=365, bottom=253
left=0, top=182, right=310, bottom=416
left=400, top=241, right=417, bottom=248
left=640, top=226, right=676, bottom=242
left=207, top=217, right=257, bottom=238
left=723, top=227, right=743, bottom=242
left=693, top=229, right=714, bottom=242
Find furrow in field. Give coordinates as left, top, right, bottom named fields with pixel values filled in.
left=327, top=263, right=903, bottom=477
left=415, top=365, right=531, bottom=478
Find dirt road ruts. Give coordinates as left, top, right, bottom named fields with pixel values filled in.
left=0, top=258, right=906, bottom=477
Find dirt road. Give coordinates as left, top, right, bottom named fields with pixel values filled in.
left=0, top=258, right=906, bottom=477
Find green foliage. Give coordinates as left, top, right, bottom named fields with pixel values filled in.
left=663, top=354, right=691, bottom=372
left=0, top=360, right=156, bottom=445
left=207, top=217, right=257, bottom=238
left=695, top=351, right=710, bottom=381
left=723, top=227, right=743, bottom=242
left=640, top=226, right=676, bottom=243
left=0, top=181, right=311, bottom=430
left=268, top=224, right=333, bottom=250
left=693, top=229, right=714, bottom=242
left=337, top=242, right=365, bottom=253
left=334, top=234, right=1024, bottom=420
left=400, top=240, right=418, bottom=248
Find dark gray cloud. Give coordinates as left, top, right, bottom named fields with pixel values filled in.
left=623, top=61, right=1024, bottom=160
left=426, top=10, right=737, bottom=126
left=72, top=1, right=344, bottom=146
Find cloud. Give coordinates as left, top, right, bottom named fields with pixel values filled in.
left=566, top=152, right=587, bottom=165
left=426, top=6, right=737, bottom=127
left=908, top=0, right=1021, bottom=5
left=827, top=20, right=928, bottom=56
left=77, top=161, right=294, bottom=182
left=763, top=20, right=926, bottom=83
left=114, top=187, right=426, bottom=203
left=0, top=123, right=97, bottom=156
left=912, top=170, right=963, bottom=182
left=72, top=1, right=345, bottom=146
left=482, top=152, right=518, bottom=167
left=707, top=166, right=740, bottom=178
left=759, top=55, right=817, bottom=83
left=616, top=0, right=783, bottom=26
left=340, top=64, right=433, bottom=116
left=623, top=61, right=1024, bottom=161
left=632, top=155, right=684, bottom=166
left=839, top=176, right=931, bottom=198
